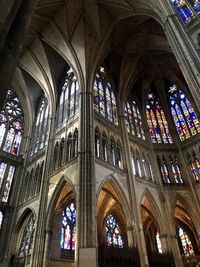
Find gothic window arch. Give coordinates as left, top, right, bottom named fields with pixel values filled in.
left=104, top=213, right=123, bottom=248
left=177, top=226, right=195, bottom=256
left=168, top=84, right=200, bottom=141
left=57, top=68, right=79, bottom=126
left=95, top=128, right=101, bottom=158
left=60, top=201, right=76, bottom=254
left=93, top=67, right=118, bottom=125
left=102, top=132, right=108, bottom=161
left=30, top=96, right=50, bottom=156
left=0, top=88, right=23, bottom=155
left=125, top=99, right=145, bottom=140
left=18, top=214, right=36, bottom=258
left=146, top=91, right=173, bottom=144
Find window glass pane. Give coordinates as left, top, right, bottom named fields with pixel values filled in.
left=2, top=165, right=15, bottom=203
left=105, top=214, right=123, bottom=248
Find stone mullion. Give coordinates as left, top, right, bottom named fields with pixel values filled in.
left=76, top=90, right=97, bottom=267
left=118, top=102, right=149, bottom=267
left=163, top=15, right=200, bottom=108
left=31, top=116, right=55, bottom=267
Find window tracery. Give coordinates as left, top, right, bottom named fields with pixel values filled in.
left=168, top=85, right=200, bottom=141
left=0, top=88, right=23, bottom=155
left=146, top=91, right=173, bottom=144
left=125, top=99, right=145, bottom=140
left=93, top=67, right=118, bottom=125
left=60, top=202, right=76, bottom=252
left=105, top=214, right=123, bottom=248
left=57, top=68, right=79, bottom=126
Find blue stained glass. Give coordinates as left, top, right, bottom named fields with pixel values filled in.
left=93, top=67, right=118, bottom=125
left=61, top=202, right=76, bottom=251
left=172, top=0, right=194, bottom=23
left=169, top=85, right=200, bottom=140
left=146, top=91, right=172, bottom=144
left=105, top=214, right=123, bottom=248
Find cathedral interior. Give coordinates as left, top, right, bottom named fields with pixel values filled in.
left=0, top=0, right=200, bottom=267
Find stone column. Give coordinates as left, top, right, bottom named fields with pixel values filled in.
left=31, top=116, right=55, bottom=267
left=76, top=90, right=97, bottom=267
left=0, top=0, right=39, bottom=110
left=118, top=103, right=149, bottom=267
left=163, top=14, right=200, bottom=108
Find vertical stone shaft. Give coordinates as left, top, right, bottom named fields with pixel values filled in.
left=76, top=89, right=97, bottom=266
left=119, top=104, right=149, bottom=267
left=0, top=0, right=39, bottom=110
left=31, top=117, right=55, bottom=267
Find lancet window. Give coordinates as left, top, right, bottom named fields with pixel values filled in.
left=168, top=84, right=200, bottom=141
left=93, top=67, right=118, bottom=125
left=57, top=68, right=79, bottom=126
left=177, top=226, right=195, bottom=256
left=0, top=161, right=15, bottom=203
left=105, top=214, right=123, bottom=248
left=18, top=214, right=35, bottom=257
left=0, top=88, right=23, bottom=155
left=125, top=99, right=145, bottom=139
left=146, top=91, right=173, bottom=144
left=156, top=233, right=163, bottom=254
left=60, top=202, right=76, bottom=252
left=30, top=96, right=50, bottom=156
left=187, top=153, right=200, bottom=181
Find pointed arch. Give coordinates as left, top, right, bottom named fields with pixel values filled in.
left=97, top=175, right=131, bottom=248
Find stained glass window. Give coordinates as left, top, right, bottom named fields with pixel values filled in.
left=156, top=233, right=163, bottom=254
left=0, top=88, right=23, bottom=155
left=146, top=91, right=173, bottom=144
left=30, top=96, right=50, bottom=156
left=125, top=99, right=145, bottom=140
left=178, top=226, right=195, bottom=256
left=105, top=214, right=123, bottom=248
left=158, top=157, right=171, bottom=184
left=168, top=85, right=200, bottom=141
left=0, top=211, right=3, bottom=230
left=93, top=67, right=118, bottom=125
left=2, top=165, right=15, bottom=203
left=188, top=153, right=200, bottom=181
left=60, top=202, right=76, bottom=251
left=171, top=0, right=194, bottom=23
left=19, top=215, right=35, bottom=257
left=0, top=161, right=16, bottom=203
left=57, top=68, right=79, bottom=126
